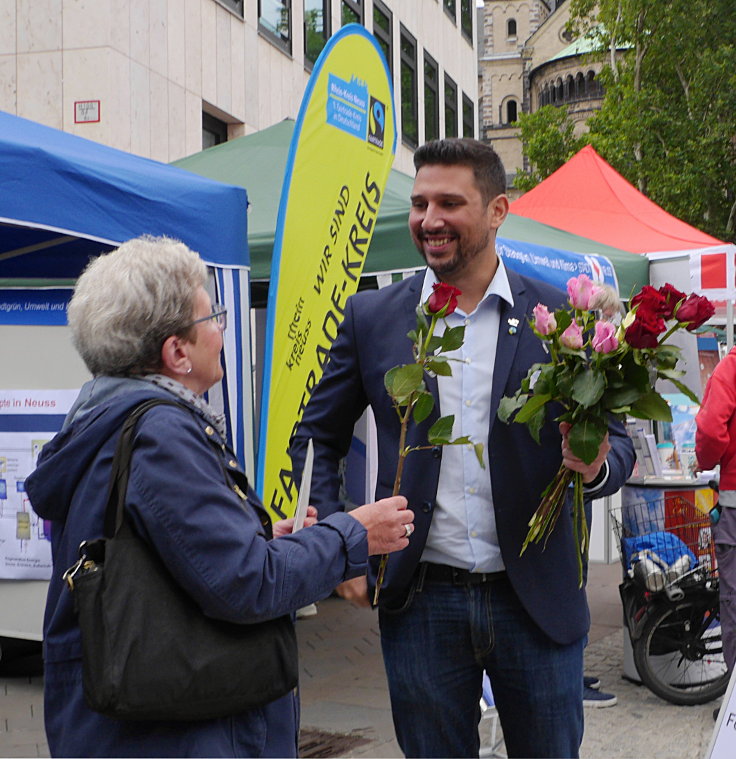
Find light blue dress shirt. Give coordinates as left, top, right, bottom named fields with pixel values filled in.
left=419, top=258, right=514, bottom=573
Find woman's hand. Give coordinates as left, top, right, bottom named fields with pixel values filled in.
left=272, top=505, right=318, bottom=538
left=348, top=496, right=413, bottom=555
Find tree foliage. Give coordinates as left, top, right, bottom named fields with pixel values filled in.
left=514, top=106, right=586, bottom=193
left=527, top=0, right=736, bottom=241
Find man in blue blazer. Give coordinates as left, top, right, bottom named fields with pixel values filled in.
left=291, top=139, right=635, bottom=758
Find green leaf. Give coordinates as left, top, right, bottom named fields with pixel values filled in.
left=428, top=415, right=454, bottom=444
left=604, top=385, right=643, bottom=409
left=568, top=417, right=607, bottom=465
left=426, top=335, right=443, bottom=354
left=384, top=364, right=424, bottom=404
left=527, top=404, right=546, bottom=445
left=412, top=391, right=435, bottom=423
left=440, top=325, right=465, bottom=352
left=497, top=393, right=528, bottom=423
left=629, top=392, right=673, bottom=422
left=415, top=306, right=428, bottom=332
left=515, top=392, right=552, bottom=424
left=474, top=442, right=485, bottom=469
left=669, top=379, right=701, bottom=406
left=555, top=309, right=572, bottom=332
left=571, top=369, right=606, bottom=408
left=427, top=356, right=453, bottom=376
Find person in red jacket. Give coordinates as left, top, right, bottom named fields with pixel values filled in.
left=695, top=346, right=736, bottom=676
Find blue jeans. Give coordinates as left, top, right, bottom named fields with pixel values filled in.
left=379, top=573, right=584, bottom=758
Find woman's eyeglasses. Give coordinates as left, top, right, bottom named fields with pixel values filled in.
left=184, top=304, right=227, bottom=331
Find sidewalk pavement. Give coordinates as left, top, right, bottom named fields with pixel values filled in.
left=0, top=563, right=720, bottom=758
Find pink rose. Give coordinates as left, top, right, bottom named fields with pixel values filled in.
left=567, top=274, right=595, bottom=310
left=532, top=303, right=557, bottom=335
left=592, top=320, right=619, bottom=353
left=560, top=321, right=584, bottom=349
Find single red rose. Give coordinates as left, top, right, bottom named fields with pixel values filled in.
left=630, top=285, right=668, bottom=317
left=675, top=293, right=715, bottom=330
left=658, top=283, right=686, bottom=320
left=625, top=310, right=667, bottom=348
left=427, top=282, right=462, bottom=315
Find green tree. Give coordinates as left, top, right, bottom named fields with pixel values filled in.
left=514, top=105, right=586, bottom=193
left=565, top=0, right=736, bottom=240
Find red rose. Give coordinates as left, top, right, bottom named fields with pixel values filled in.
left=427, top=282, right=462, bottom=315
left=675, top=293, right=715, bottom=330
left=625, top=310, right=667, bottom=348
left=658, top=283, right=686, bottom=320
left=630, top=285, right=668, bottom=317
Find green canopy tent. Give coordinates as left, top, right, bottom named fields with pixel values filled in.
left=174, top=119, right=648, bottom=302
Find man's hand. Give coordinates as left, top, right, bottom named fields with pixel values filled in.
left=559, top=422, right=610, bottom=483
left=335, top=575, right=370, bottom=608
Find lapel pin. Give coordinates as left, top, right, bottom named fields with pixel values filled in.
left=507, top=317, right=519, bottom=335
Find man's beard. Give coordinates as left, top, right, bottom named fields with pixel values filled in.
left=414, top=227, right=491, bottom=278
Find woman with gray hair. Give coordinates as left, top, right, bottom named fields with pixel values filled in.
left=26, top=235, right=413, bottom=758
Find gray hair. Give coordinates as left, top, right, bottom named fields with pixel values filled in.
left=68, top=235, right=208, bottom=376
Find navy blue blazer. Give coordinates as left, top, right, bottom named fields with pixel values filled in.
left=292, top=268, right=635, bottom=645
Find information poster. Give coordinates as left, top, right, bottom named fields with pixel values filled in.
left=0, top=389, right=77, bottom=579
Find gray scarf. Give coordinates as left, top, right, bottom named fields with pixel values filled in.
left=142, top=374, right=228, bottom=441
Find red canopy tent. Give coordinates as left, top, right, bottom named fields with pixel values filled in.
left=511, top=145, right=735, bottom=304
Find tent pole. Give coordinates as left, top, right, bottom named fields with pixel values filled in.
left=728, top=299, right=734, bottom=352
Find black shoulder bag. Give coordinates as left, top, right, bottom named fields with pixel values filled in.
left=63, top=398, right=299, bottom=721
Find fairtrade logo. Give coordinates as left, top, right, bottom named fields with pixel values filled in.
left=367, top=97, right=385, bottom=149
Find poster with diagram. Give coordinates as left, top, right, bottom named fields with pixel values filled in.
left=0, top=389, right=78, bottom=579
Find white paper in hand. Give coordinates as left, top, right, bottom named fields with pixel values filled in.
left=292, top=439, right=313, bottom=532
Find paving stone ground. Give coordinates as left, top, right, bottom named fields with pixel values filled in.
left=0, top=563, right=723, bottom=758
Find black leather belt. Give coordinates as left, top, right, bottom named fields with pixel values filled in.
left=422, top=563, right=506, bottom=586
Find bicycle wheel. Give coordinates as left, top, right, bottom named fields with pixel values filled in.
left=632, top=595, right=729, bottom=705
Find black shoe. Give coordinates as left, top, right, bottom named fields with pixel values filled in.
left=583, top=686, right=617, bottom=708
left=583, top=675, right=601, bottom=690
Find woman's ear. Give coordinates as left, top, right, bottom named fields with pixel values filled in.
left=160, top=334, right=191, bottom=377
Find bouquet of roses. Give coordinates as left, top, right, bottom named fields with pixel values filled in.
left=374, top=282, right=485, bottom=604
left=498, top=275, right=715, bottom=585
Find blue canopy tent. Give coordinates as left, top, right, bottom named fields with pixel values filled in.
left=0, top=110, right=254, bottom=469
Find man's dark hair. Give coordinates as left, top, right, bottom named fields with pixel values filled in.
left=413, top=138, right=506, bottom=202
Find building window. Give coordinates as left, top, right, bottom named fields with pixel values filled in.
left=203, top=112, right=228, bottom=149
left=462, top=93, right=474, bottom=137
left=460, top=0, right=473, bottom=41
left=505, top=99, right=517, bottom=123
left=373, top=0, right=393, bottom=75
left=259, top=0, right=292, bottom=53
left=304, top=0, right=330, bottom=67
left=443, top=0, right=456, bottom=23
left=400, top=26, right=418, bottom=148
left=444, top=74, right=457, bottom=138
left=507, top=18, right=517, bottom=38
left=424, top=52, right=439, bottom=142
left=219, top=0, right=244, bottom=15
left=342, top=0, right=363, bottom=25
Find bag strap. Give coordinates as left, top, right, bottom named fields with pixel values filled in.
left=103, top=399, right=184, bottom=538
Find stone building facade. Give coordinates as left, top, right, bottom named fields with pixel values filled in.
left=478, top=0, right=606, bottom=186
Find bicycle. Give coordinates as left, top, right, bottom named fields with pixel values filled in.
left=610, top=489, right=729, bottom=705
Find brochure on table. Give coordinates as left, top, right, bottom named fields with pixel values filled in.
left=0, top=389, right=77, bottom=579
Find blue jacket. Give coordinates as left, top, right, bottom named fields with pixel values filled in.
left=27, top=377, right=368, bottom=758
left=291, top=269, right=635, bottom=645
